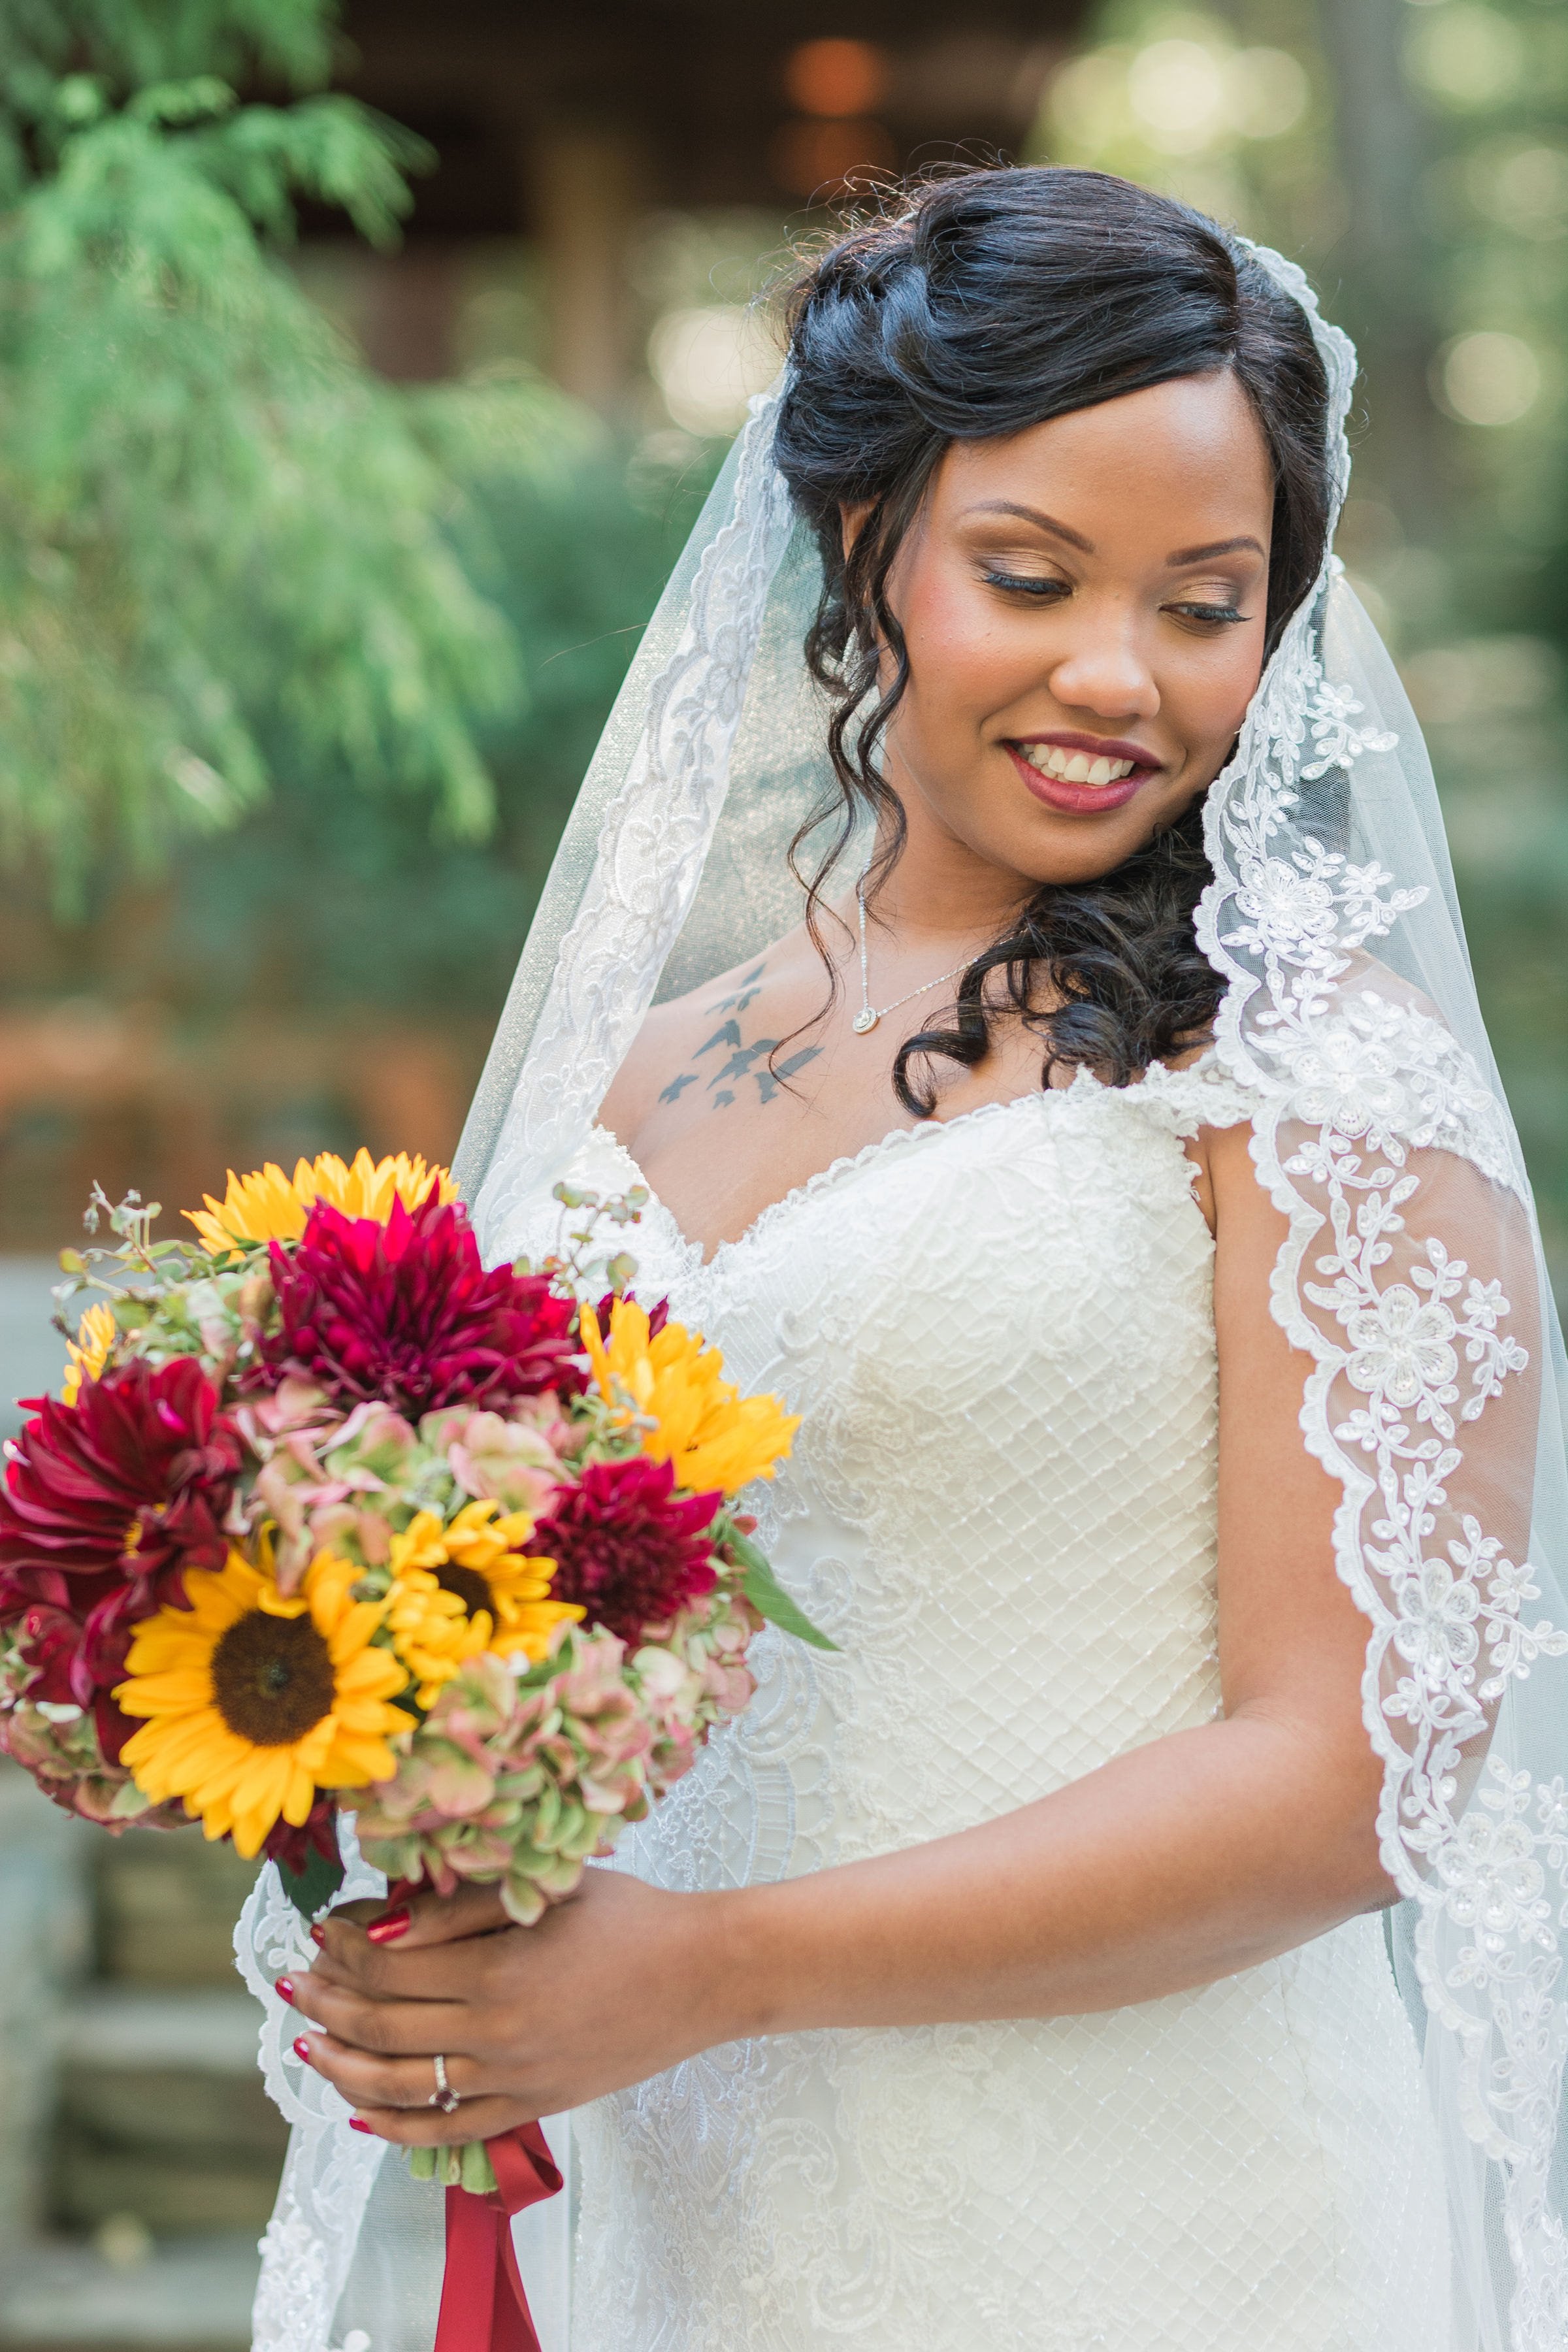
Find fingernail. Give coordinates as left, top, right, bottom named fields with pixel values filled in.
left=276, top=1978, right=295, bottom=2006
left=293, top=2036, right=314, bottom=2065
left=348, top=2118, right=372, bottom=2134
left=366, top=1908, right=410, bottom=1945
left=308, top=1924, right=327, bottom=1948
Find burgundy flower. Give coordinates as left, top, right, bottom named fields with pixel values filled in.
left=4, top=1597, right=139, bottom=1763
left=0, top=1358, right=240, bottom=1729
left=259, top=1195, right=581, bottom=1415
left=262, top=1795, right=342, bottom=1880
left=531, top=1456, right=722, bottom=1644
left=2, top=1600, right=139, bottom=1759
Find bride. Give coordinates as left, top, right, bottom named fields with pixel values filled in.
left=250, top=167, right=1568, bottom=2351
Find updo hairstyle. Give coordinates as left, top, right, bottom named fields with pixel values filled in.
left=772, top=166, right=1333, bottom=1111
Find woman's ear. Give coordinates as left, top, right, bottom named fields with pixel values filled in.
left=840, top=501, right=872, bottom=563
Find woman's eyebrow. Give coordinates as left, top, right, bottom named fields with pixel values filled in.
left=960, top=500, right=1094, bottom=553
left=1166, top=535, right=1266, bottom=564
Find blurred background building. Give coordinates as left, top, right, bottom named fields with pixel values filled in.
left=1, top=0, right=1566, bottom=2343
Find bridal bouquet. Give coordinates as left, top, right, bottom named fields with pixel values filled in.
left=0, top=1151, right=821, bottom=1943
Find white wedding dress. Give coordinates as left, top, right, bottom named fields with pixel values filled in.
left=487, top=1054, right=1452, bottom=2352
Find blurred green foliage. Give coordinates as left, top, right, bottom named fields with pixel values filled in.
left=99, top=442, right=719, bottom=1024
left=0, top=0, right=553, bottom=889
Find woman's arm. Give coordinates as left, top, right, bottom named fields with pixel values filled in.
left=287, top=1120, right=1393, bottom=2142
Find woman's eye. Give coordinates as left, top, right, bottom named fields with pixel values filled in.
left=1168, top=601, right=1247, bottom=627
left=981, top=570, right=1068, bottom=599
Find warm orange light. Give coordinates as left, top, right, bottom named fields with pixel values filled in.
left=784, top=37, right=890, bottom=120
left=771, top=116, right=898, bottom=201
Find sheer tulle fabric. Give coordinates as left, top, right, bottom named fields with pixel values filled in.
left=239, top=245, right=1568, bottom=2351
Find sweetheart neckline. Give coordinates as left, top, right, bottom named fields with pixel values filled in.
left=591, top=1050, right=1224, bottom=1271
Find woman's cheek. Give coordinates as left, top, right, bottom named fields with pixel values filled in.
left=904, top=567, right=1030, bottom=708
left=1171, top=644, right=1266, bottom=774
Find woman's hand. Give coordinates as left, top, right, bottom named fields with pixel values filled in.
left=286, top=1872, right=738, bottom=2146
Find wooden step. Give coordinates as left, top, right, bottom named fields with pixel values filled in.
left=0, top=2230, right=261, bottom=2351
left=93, top=1831, right=263, bottom=1991
left=49, top=1989, right=286, bottom=2237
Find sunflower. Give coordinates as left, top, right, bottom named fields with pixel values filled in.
left=184, top=1150, right=457, bottom=1254
left=580, top=1299, right=799, bottom=1494
left=384, top=1501, right=581, bottom=1706
left=115, top=1546, right=409, bottom=1858
left=60, top=1302, right=117, bottom=1406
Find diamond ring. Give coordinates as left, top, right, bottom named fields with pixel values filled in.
left=429, top=2054, right=461, bottom=2115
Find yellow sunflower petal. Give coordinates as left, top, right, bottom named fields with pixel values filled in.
left=184, top=1151, right=455, bottom=1254
left=117, top=1545, right=407, bottom=1847
left=61, top=1301, right=118, bottom=1405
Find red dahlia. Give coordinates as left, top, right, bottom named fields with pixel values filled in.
left=261, top=1794, right=342, bottom=1879
left=0, top=1358, right=240, bottom=1730
left=259, top=1195, right=581, bottom=1414
left=531, top=1456, right=722, bottom=1644
left=8, top=1603, right=139, bottom=1764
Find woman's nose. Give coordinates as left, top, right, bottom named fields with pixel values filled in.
left=1046, top=617, right=1160, bottom=723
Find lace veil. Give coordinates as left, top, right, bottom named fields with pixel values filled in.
left=243, top=242, right=1568, bottom=2352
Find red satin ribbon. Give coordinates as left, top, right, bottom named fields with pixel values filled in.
left=433, top=2125, right=564, bottom=2352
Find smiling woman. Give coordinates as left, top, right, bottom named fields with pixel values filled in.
left=253, top=167, right=1568, bottom=2352
left=594, top=367, right=1281, bottom=1229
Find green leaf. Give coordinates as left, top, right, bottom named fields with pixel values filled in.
left=728, top=1529, right=839, bottom=1652
left=275, top=1844, right=345, bottom=1919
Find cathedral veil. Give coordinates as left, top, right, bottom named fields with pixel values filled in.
left=245, top=233, right=1568, bottom=2352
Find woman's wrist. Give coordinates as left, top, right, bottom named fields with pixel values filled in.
left=696, top=1882, right=798, bottom=2042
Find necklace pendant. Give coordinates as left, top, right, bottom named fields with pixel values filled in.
left=852, top=1007, right=879, bottom=1035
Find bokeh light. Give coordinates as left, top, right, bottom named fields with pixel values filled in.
left=770, top=115, right=896, bottom=199
left=647, top=304, right=779, bottom=436
left=1128, top=40, right=1228, bottom=154
left=1052, top=31, right=1307, bottom=164
left=1437, top=329, right=1542, bottom=426
left=1404, top=5, right=1525, bottom=108
left=1228, top=49, right=1310, bottom=141
left=1466, top=141, right=1568, bottom=240
left=783, top=39, right=889, bottom=119
left=1403, top=635, right=1561, bottom=726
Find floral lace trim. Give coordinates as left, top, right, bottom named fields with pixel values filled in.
left=1196, top=500, right=1568, bottom=2331
left=480, top=390, right=796, bottom=1231
left=237, top=1820, right=389, bottom=2352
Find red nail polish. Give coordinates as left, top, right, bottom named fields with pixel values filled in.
left=293, top=2036, right=313, bottom=2065
left=366, top=1907, right=410, bottom=1945
left=276, top=1977, right=295, bottom=2006
left=348, top=2118, right=372, bottom=2134
left=308, top=1924, right=327, bottom=1948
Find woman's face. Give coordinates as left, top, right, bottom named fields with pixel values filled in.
left=875, top=370, right=1277, bottom=891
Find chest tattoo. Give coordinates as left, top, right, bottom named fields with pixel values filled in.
left=657, top=963, right=823, bottom=1114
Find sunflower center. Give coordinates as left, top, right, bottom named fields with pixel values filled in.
left=211, top=1610, right=336, bottom=1746
left=436, top=1565, right=493, bottom=1619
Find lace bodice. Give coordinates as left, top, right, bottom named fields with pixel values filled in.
left=486, top=1056, right=1451, bottom=2352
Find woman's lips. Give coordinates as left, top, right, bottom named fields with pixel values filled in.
left=1004, top=741, right=1158, bottom=813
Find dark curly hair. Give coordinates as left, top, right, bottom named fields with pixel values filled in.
left=770, top=165, right=1333, bottom=1113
